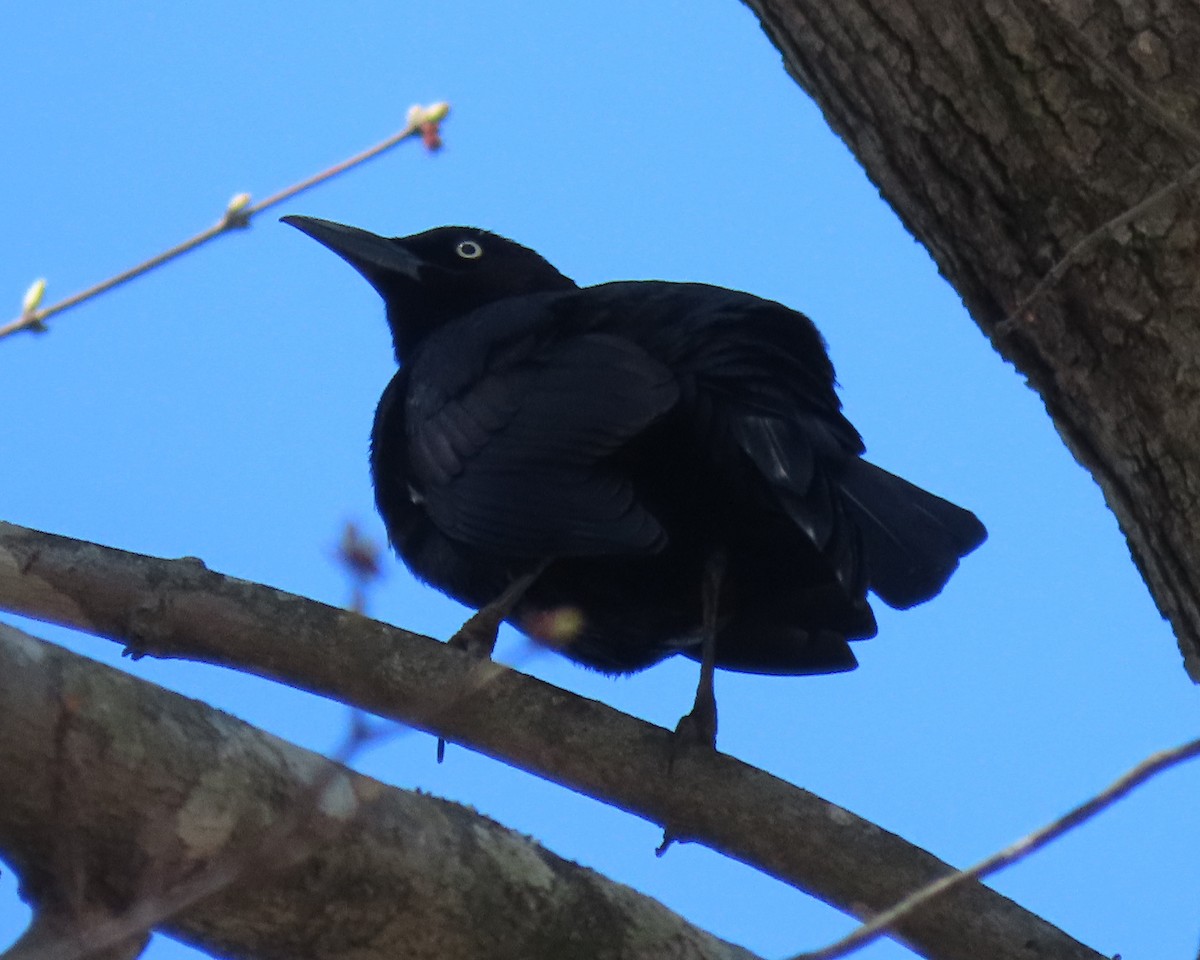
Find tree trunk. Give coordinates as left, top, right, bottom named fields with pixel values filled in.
left=742, top=0, right=1200, bottom=676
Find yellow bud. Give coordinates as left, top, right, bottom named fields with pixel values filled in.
left=222, top=192, right=253, bottom=229
left=226, top=192, right=252, bottom=215
left=407, top=102, right=451, bottom=128
left=422, top=101, right=450, bottom=124
left=22, top=278, right=46, bottom=315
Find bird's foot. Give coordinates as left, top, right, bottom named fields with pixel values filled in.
left=437, top=608, right=504, bottom=763
left=438, top=567, right=548, bottom=763
left=656, top=704, right=718, bottom=854
left=447, top=604, right=505, bottom=659
left=447, top=564, right=546, bottom=659
left=666, top=700, right=717, bottom=773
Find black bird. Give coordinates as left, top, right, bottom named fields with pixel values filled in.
left=283, top=216, right=986, bottom=748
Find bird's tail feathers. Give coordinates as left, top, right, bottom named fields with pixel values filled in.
left=838, top=459, right=986, bottom=609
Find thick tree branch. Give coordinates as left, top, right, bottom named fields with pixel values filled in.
left=0, top=623, right=757, bottom=960
left=741, top=0, right=1200, bottom=676
left=0, top=521, right=1104, bottom=960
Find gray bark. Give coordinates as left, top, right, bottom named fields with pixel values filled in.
left=0, top=622, right=757, bottom=960
left=741, top=0, right=1200, bottom=676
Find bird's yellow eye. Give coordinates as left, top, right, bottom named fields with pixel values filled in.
left=456, top=240, right=483, bottom=260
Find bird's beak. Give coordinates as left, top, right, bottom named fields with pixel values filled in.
left=281, top=216, right=423, bottom=282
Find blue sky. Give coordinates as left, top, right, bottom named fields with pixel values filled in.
left=2, top=2, right=1196, bottom=958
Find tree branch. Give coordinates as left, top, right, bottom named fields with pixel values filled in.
left=0, top=622, right=757, bottom=960
left=790, top=735, right=1200, bottom=960
left=0, top=104, right=448, bottom=342
left=0, top=521, right=1105, bottom=960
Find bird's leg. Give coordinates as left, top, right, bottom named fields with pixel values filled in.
left=439, top=562, right=549, bottom=762
left=671, top=551, right=725, bottom=762
left=659, top=552, right=725, bottom=852
left=448, top=563, right=548, bottom=657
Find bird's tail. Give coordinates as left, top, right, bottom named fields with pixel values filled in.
left=838, top=459, right=986, bottom=609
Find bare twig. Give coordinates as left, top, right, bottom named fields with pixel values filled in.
left=331, top=521, right=384, bottom=616
left=1005, top=156, right=1200, bottom=323
left=788, top=736, right=1200, bottom=960
left=1, top=103, right=449, bottom=342
left=996, top=1, right=1200, bottom=324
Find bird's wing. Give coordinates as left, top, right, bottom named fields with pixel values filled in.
left=665, top=291, right=985, bottom=608
left=633, top=288, right=869, bottom=592
left=407, top=330, right=679, bottom=557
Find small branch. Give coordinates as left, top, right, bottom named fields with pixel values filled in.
left=0, top=521, right=1107, bottom=960
left=999, top=0, right=1200, bottom=327
left=331, top=520, right=384, bottom=616
left=789, top=736, right=1200, bottom=960
left=1006, top=156, right=1200, bottom=324
left=0, top=103, right=449, bottom=342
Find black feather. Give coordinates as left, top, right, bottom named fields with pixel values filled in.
left=284, top=216, right=986, bottom=682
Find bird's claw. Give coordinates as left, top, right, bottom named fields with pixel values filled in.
left=438, top=604, right=508, bottom=763
left=666, top=703, right=717, bottom=774
left=447, top=606, right=503, bottom=659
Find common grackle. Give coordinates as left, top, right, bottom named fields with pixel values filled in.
left=283, top=217, right=987, bottom=750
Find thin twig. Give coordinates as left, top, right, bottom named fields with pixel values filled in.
left=1, top=103, right=448, bottom=342
left=1007, top=156, right=1200, bottom=322
left=331, top=520, right=384, bottom=616
left=1000, top=1, right=1200, bottom=324
left=788, top=736, right=1200, bottom=960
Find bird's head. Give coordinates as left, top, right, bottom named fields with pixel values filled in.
left=282, top=217, right=577, bottom=360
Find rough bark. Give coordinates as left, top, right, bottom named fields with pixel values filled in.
left=740, top=0, right=1200, bottom=677
left=0, top=623, right=758, bottom=960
